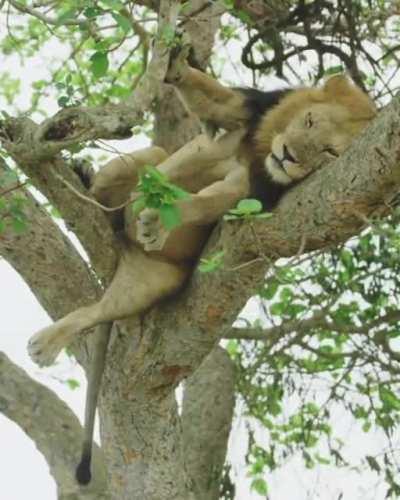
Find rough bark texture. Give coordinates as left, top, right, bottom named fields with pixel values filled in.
left=122, top=93, right=400, bottom=406
left=93, top=3, right=233, bottom=499
left=182, top=347, right=235, bottom=500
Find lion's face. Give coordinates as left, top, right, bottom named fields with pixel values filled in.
left=257, top=75, right=377, bottom=186
left=265, top=103, right=358, bottom=185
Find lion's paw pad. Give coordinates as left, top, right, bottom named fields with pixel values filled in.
left=137, top=209, right=169, bottom=251
left=28, top=329, right=63, bottom=367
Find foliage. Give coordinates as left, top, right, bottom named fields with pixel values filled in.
left=132, top=166, right=189, bottom=230
left=232, top=210, right=400, bottom=497
left=224, top=199, right=272, bottom=220
left=198, top=250, right=225, bottom=274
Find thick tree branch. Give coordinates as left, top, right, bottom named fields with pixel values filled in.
left=0, top=352, right=109, bottom=499
left=0, top=153, right=118, bottom=284
left=0, top=162, right=99, bottom=320
left=0, top=159, right=102, bottom=370
left=182, top=347, right=235, bottom=500
left=0, top=0, right=181, bottom=160
left=155, top=0, right=225, bottom=152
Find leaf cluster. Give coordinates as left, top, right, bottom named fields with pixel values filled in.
left=233, top=209, right=400, bottom=497
left=132, top=166, right=189, bottom=231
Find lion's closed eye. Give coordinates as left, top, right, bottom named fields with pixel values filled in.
left=322, top=146, right=339, bottom=157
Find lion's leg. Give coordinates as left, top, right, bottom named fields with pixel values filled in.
left=28, top=247, right=189, bottom=367
left=136, top=160, right=250, bottom=250
left=91, top=146, right=168, bottom=207
left=155, top=129, right=246, bottom=188
left=175, top=160, right=250, bottom=225
left=166, top=58, right=249, bottom=130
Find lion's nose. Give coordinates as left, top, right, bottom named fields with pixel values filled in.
left=282, top=144, right=298, bottom=163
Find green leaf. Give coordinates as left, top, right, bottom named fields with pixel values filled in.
left=111, top=13, right=132, bottom=33
left=131, top=196, right=146, bottom=215
left=238, top=198, right=262, bottom=213
left=229, top=198, right=262, bottom=215
left=226, top=339, right=239, bottom=357
left=325, top=65, right=345, bottom=76
left=84, top=7, right=103, bottom=18
left=262, top=279, right=279, bottom=299
left=198, top=251, right=225, bottom=273
left=379, top=386, right=400, bottom=411
left=160, top=24, right=176, bottom=47
left=0, top=170, right=19, bottom=186
left=57, top=9, right=77, bottom=24
left=100, top=0, right=125, bottom=9
left=251, top=478, right=268, bottom=495
left=66, top=378, right=80, bottom=390
left=90, top=51, right=109, bottom=79
left=11, top=217, right=27, bottom=233
left=159, top=204, right=181, bottom=230
left=57, top=96, right=70, bottom=108
left=366, top=455, right=381, bottom=473
left=225, top=198, right=268, bottom=220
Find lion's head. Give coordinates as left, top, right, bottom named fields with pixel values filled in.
left=255, top=75, right=377, bottom=186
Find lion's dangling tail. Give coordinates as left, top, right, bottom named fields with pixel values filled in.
left=76, top=322, right=112, bottom=485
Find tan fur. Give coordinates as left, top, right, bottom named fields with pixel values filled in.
left=166, top=54, right=377, bottom=188
left=27, top=130, right=248, bottom=366
left=256, top=75, right=377, bottom=185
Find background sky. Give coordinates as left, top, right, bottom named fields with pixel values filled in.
left=0, top=16, right=392, bottom=500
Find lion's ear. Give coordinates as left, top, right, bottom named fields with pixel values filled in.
left=323, top=74, right=354, bottom=97
left=322, top=73, right=377, bottom=120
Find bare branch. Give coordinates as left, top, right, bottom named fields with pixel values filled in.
left=7, top=0, right=88, bottom=26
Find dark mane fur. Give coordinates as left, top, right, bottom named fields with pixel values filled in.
left=249, top=159, right=292, bottom=211
left=236, top=87, right=291, bottom=137
left=235, top=87, right=293, bottom=210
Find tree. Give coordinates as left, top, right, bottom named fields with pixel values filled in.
left=1, top=0, right=400, bottom=498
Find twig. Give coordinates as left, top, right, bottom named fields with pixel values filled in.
left=8, top=0, right=88, bottom=26
left=54, top=172, right=137, bottom=212
left=0, top=181, right=27, bottom=197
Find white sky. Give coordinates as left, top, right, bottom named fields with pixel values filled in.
left=0, top=13, right=396, bottom=500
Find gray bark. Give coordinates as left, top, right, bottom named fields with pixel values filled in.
left=182, top=347, right=235, bottom=500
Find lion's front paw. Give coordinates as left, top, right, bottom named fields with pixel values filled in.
left=137, top=209, right=170, bottom=251
left=165, top=36, right=192, bottom=83
left=28, top=326, right=65, bottom=367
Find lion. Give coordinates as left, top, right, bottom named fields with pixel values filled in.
left=27, top=55, right=376, bottom=484
left=165, top=50, right=377, bottom=208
